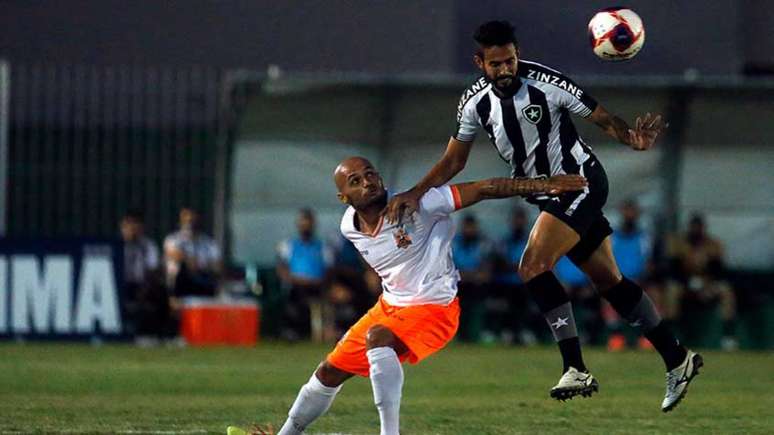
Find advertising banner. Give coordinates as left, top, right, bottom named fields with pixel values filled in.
left=0, top=239, right=124, bottom=339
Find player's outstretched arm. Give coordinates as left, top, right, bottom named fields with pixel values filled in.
left=587, top=105, right=667, bottom=151
left=382, top=137, right=473, bottom=222
left=453, top=175, right=587, bottom=209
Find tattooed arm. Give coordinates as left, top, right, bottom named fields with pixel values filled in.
left=587, top=105, right=667, bottom=151
left=452, top=175, right=587, bottom=210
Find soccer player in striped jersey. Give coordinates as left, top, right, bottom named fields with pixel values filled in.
left=237, top=157, right=584, bottom=435
left=384, top=20, right=702, bottom=412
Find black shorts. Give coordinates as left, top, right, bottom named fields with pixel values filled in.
left=532, top=156, right=613, bottom=265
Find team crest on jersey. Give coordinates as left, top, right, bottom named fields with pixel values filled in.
left=393, top=226, right=413, bottom=249
left=522, top=104, right=543, bottom=124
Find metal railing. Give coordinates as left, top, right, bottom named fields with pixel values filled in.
left=3, top=63, right=233, bottom=244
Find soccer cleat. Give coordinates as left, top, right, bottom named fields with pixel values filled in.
left=227, top=427, right=249, bottom=435
left=661, top=350, right=703, bottom=412
left=550, top=366, right=599, bottom=401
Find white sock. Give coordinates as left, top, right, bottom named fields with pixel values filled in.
left=277, top=372, right=342, bottom=435
left=367, top=346, right=403, bottom=435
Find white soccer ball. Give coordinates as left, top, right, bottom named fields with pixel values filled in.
left=588, top=7, right=645, bottom=61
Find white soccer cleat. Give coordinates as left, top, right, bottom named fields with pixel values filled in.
left=662, top=350, right=704, bottom=412
left=550, top=366, right=599, bottom=401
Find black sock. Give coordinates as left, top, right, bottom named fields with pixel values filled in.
left=603, top=277, right=644, bottom=318
left=526, top=271, right=586, bottom=373
left=557, top=337, right=586, bottom=372
left=604, top=277, right=685, bottom=369
left=645, top=321, right=687, bottom=371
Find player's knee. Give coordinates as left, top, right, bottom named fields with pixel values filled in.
left=518, top=257, right=554, bottom=282
left=365, top=324, right=397, bottom=349
left=314, top=361, right=348, bottom=388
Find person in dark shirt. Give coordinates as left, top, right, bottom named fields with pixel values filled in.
left=276, top=208, right=333, bottom=341
left=493, top=208, right=540, bottom=343
left=120, top=210, right=166, bottom=344
left=667, top=214, right=736, bottom=349
left=328, top=234, right=373, bottom=339
left=452, top=214, right=493, bottom=342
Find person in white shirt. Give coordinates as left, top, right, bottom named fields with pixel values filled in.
left=235, top=156, right=586, bottom=435
left=164, top=208, right=222, bottom=299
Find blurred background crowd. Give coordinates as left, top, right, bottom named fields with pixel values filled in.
left=121, top=198, right=756, bottom=352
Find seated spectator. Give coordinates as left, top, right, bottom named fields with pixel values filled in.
left=452, top=214, right=493, bottom=342
left=493, top=207, right=541, bottom=344
left=164, top=208, right=222, bottom=300
left=667, top=213, right=737, bottom=349
left=327, top=235, right=374, bottom=340
left=120, top=210, right=167, bottom=345
left=276, top=208, right=333, bottom=341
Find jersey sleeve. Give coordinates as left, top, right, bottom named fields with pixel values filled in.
left=453, top=95, right=479, bottom=142
left=556, top=79, right=598, bottom=117
left=419, top=185, right=462, bottom=218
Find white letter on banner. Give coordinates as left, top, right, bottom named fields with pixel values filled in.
left=74, top=255, right=121, bottom=334
left=0, top=257, right=6, bottom=333
left=11, top=255, right=73, bottom=334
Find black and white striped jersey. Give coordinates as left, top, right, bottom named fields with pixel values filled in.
left=454, top=59, right=598, bottom=180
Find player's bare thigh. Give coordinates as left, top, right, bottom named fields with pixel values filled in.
left=366, top=324, right=409, bottom=354
left=518, top=211, right=581, bottom=282
left=575, top=236, right=623, bottom=293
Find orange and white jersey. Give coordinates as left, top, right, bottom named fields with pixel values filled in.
left=341, top=185, right=463, bottom=307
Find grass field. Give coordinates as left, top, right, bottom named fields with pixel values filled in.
left=0, top=342, right=771, bottom=434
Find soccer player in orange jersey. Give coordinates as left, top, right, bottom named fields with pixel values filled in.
left=270, top=156, right=586, bottom=435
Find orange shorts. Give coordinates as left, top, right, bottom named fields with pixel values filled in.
left=326, top=296, right=460, bottom=377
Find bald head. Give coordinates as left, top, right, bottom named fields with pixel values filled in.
left=334, top=156, right=375, bottom=191
left=333, top=156, right=386, bottom=210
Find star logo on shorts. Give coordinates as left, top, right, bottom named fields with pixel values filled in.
left=551, top=316, right=569, bottom=329
left=393, top=226, right=412, bottom=249
left=522, top=104, right=543, bottom=124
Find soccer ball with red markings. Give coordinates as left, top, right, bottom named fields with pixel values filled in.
left=588, top=7, right=645, bottom=61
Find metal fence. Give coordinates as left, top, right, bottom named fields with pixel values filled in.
left=3, top=62, right=234, bottom=244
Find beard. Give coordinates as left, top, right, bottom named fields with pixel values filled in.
left=494, top=75, right=514, bottom=87
left=357, top=189, right=388, bottom=209
left=487, top=72, right=519, bottom=94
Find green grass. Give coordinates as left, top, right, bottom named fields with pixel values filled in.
left=0, top=342, right=771, bottom=434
